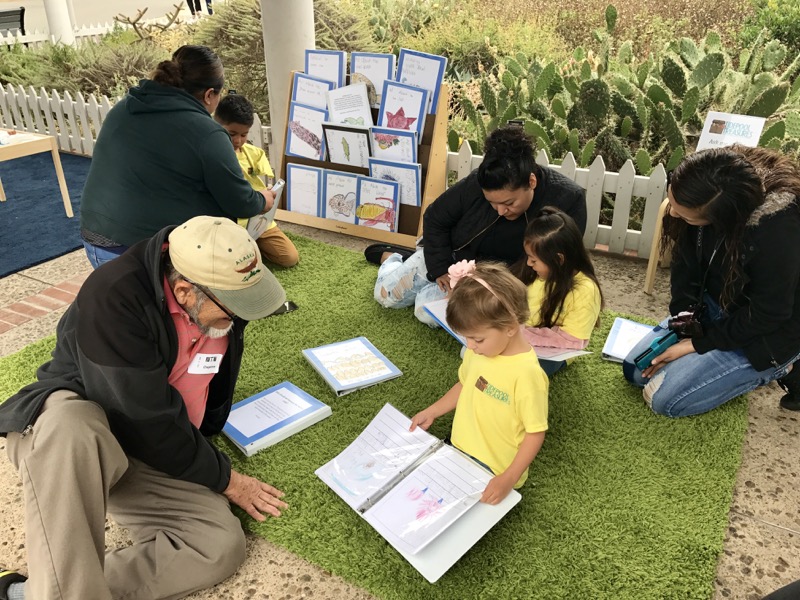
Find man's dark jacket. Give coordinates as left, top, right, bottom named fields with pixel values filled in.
left=422, top=167, right=587, bottom=280
left=0, top=226, right=243, bottom=492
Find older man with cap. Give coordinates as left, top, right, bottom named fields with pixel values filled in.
left=0, top=216, right=288, bottom=600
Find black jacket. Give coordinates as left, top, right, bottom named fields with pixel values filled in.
left=0, top=226, right=244, bottom=492
left=671, top=192, right=800, bottom=371
left=422, top=168, right=587, bottom=280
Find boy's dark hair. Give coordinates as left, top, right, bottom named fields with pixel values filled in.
left=215, top=94, right=255, bottom=127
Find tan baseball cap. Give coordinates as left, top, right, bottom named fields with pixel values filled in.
left=168, top=216, right=286, bottom=321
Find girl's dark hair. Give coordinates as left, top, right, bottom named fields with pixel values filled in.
left=215, top=93, right=255, bottom=127
left=662, top=145, right=800, bottom=308
left=516, top=207, right=603, bottom=328
left=476, top=125, right=538, bottom=191
left=446, top=262, right=530, bottom=333
left=151, top=45, right=224, bottom=101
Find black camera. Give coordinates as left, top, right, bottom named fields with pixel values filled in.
left=668, top=305, right=704, bottom=339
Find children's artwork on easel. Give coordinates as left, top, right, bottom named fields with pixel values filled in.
left=396, top=49, right=448, bottom=114
left=286, top=163, right=322, bottom=216
left=304, top=49, right=347, bottom=88
left=355, top=176, right=400, bottom=232
left=377, top=80, right=429, bottom=138
left=369, top=126, right=418, bottom=163
left=368, top=158, right=422, bottom=207
left=286, top=102, right=328, bottom=161
left=326, top=83, right=375, bottom=127
left=323, top=123, right=372, bottom=168
left=322, top=170, right=358, bottom=224
left=291, top=72, right=335, bottom=110
left=350, top=52, right=396, bottom=108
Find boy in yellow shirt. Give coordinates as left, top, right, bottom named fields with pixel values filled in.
left=214, top=94, right=299, bottom=267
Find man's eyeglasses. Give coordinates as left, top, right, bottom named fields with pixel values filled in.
left=183, top=278, right=237, bottom=320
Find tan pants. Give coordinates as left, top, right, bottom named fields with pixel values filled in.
left=6, top=390, right=246, bottom=600
left=256, top=225, right=299, bottom=268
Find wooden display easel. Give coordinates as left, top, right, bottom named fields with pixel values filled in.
left=276, top=73, right=449, bottom=248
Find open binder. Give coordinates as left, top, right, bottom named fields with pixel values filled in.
left=315, top=403, right=521, bottom=582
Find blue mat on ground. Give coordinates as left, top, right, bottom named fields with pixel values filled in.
left=0, top=152, right=90, bottom=278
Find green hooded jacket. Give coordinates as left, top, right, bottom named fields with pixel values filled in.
left=80, top=80, right=265, bottom=247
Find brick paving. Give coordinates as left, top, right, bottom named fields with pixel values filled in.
left=0, top=273, right=89, bottom=333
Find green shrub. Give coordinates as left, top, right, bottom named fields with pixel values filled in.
left=743, top=0, right=800, bottom=53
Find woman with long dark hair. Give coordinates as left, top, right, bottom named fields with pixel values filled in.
left=80, top=45, right=271, bottom=268
left=623, top=145, right=800, bottom=416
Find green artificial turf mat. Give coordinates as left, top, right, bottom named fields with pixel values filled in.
left=0, top=233, right=748, bottom=599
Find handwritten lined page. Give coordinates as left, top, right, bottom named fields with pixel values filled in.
left=315, top=404, right=439, bottom=511
left=363, top=444, right=490, bottom=555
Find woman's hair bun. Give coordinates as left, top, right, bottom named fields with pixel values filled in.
left=151, top=59, right=183, bottom=88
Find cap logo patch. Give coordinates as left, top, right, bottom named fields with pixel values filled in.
left=234, top=253, right=258, bottom=273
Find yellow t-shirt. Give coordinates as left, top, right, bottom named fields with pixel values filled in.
left=451, top=348, right=549, bottom=488
left=526, top=271, right=601, bottom=340
left=235, top=143, right=277, bottom=232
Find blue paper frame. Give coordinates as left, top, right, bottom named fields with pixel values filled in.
left=286, top=163, right=322, bottom=217
left=368, top=157, right=422, bottom=207
left=304, top=49, right=347, bottom=88
left=322, top=169, right=359, bottom=223
left=222, top=382, right=327, bottom=448
left=285, top=101, right=328, bottom=161
left=350, top=52, right=396, bottom=106
left=369, top=126, right=418, bottom=163
left=355, top=175, right=401, bottom=232
left=377, top=80, right=429, bottom=138
left=396, top=49, right=448, bottom=114
left=291, top=72, right=335, bottom=109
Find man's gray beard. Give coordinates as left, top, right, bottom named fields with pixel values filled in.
left=187, top=294, right=233, bottom=339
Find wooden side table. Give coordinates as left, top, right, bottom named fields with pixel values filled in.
left=0, top=132, right=74, bottom=218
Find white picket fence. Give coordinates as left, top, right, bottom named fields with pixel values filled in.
left=0, top=85, right=272, bottom=156
left=446, top=142, right=667, bottom=259
left=0, top=85, right=665, bottom=260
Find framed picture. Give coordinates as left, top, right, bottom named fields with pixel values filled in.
left=286, top=164, right=322, bottom=217
left=369, top=126, right=418, bottom=164
left=396, top=49, right=448, bottom=114
left=377, top=80, right=429, bottom=138
left=285, top=102, right=328, bottom=161
left=355, top=175, right=400, bottom=232
left=368, top=158, right=422, bottom=207
left=322, top=170, right=359, bottom=224
left=322, top=122, right=372, bottom=168
left=350, top=52, right=396, bottom=108
left=326, top=83, right=374, bottom=127
left=291, top=72, right=335, bottom=110
left=304, top=49, right=347, bottom=88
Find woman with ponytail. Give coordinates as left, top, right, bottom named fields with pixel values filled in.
left=80, top=45, right=273, bottom=268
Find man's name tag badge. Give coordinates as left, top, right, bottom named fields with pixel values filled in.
left=188, top=353, right=224, bottom=374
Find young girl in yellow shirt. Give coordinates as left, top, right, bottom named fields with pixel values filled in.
left=410, top=261, right=548, bottom=505
left=517, top=207, right=603, bottom=376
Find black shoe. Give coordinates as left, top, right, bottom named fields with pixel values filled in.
left=0, top=569, right=26, bottom=600
left=778, top=364, right=800, bottom=411
left=364, top=243, right=415, bottom=266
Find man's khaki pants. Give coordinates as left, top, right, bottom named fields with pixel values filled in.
left=6, top=390, right=246, bottom=600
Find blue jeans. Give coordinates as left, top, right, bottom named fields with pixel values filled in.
left=539, top=359, right=566, bottom=377
left=82, top=241, right=128, bottom=270
left=623, top=298, right=800, bottom=417
left=373, top=249, right=446, bottom=326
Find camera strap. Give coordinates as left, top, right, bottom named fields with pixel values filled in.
left=695, top=227, right=724, bottom=306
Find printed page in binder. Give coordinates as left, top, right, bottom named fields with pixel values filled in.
left=363, top=443, right=488, bottom=555
left=315, top=404, right=439, bottom=511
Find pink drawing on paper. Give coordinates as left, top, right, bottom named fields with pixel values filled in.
left=385, top=107, right=417, bottom=130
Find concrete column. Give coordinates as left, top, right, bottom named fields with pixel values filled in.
left=43, top=0, right=75, bottom=45
left=260, top=0, right=315, bottom=174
